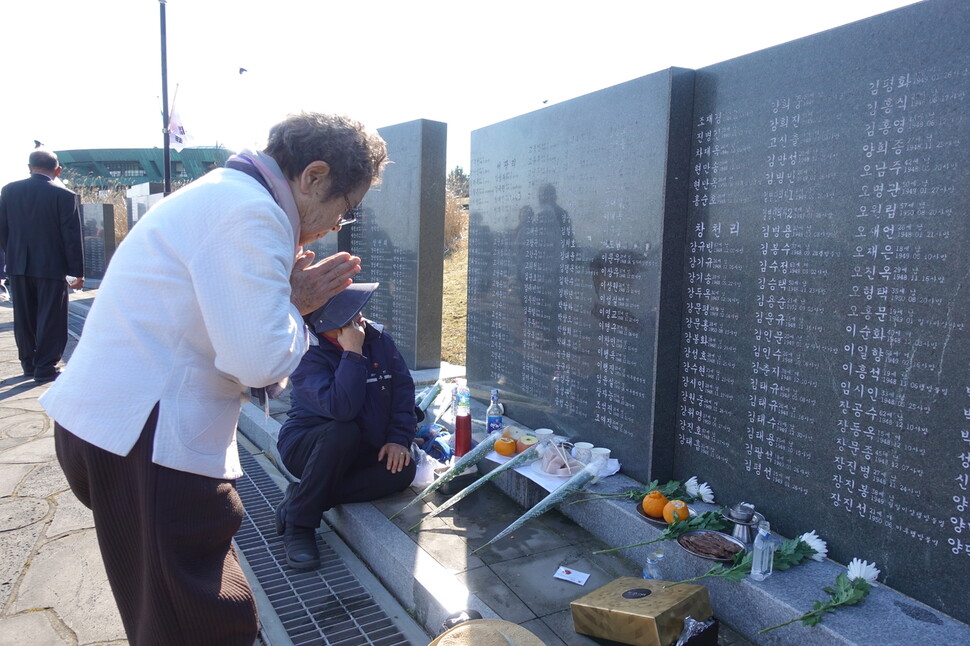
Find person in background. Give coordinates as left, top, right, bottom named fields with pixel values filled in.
left=0, top=149, right=84, bottom=382
left=276, top=282, right=417, bottom=569
left=42, top=113, right=387, bottom=646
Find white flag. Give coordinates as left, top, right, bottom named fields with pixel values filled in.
left=168, top=108, right=188, bottom=151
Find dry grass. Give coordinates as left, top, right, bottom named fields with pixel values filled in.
left=440, top=188, right=468, bottom=365
left=71, top=183, right=129, bottom=229
left=440, top=244, right=467, bottom=365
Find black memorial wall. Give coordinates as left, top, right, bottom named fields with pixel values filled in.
left=467, top=0, right=968, bottom=623
left=677, top=0, right=968, bottom=621
left=467, top=69, right=694, bottom=483
left=321, top=119, right=447, bottom=370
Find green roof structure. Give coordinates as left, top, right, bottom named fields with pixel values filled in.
left=55, top=146, right=233, bottom=188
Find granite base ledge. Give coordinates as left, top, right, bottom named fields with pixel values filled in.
left=239, top=403, right=970, bottom=645
left=477, top=453, right=970, bottom=646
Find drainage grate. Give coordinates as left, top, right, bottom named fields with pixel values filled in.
left=235, top=450, right=413, bottom=646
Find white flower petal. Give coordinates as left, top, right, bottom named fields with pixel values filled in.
left=684, top=476, right=700, bottom=497
left=698, top=482, right=715, bottom=503
left=847, top=558, right=880, bottom=584
left=798, top=530, right=828, bottom=561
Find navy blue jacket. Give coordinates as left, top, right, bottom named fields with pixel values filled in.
left=0, top=174, right=84, bottom=279
left=279, top=321, right=416, bottom=458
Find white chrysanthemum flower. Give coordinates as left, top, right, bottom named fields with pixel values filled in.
left=697, top=482, right=715, bottom=503
left=798, top=530, right=828, bottom=561
left=684, top=476, right=700, bottom=497
left=847, top=558, right=880, bottom=584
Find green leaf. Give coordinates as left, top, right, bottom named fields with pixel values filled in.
left=773, top=538, right=817, bottom=571
left=591, top=478, right=709, bottom=504
left=802, top=613, right=824, bottom=627
left=720, top=563, right=753, bottom=582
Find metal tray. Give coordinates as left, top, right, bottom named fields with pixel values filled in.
left=676, top=529, right=746, bottom=562
left=635, top=502, right=697, bottom=527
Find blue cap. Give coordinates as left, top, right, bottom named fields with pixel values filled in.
left=307, top=282, right=379, bottom=333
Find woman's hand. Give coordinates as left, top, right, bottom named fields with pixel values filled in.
left=290, top=251, right=361, bottom=315
left=378, top=442, right=411, bottom=474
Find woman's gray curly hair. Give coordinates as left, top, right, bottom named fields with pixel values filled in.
left=264, top=112, right=388, bottom=199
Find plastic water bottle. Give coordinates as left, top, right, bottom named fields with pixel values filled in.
left=642, top=551, right=665, bottom=580
left=750, top=520, right=776, bottom=581
left=486, top=389, right=503, bottom=434
left=454, top=378, right=472, bottom=457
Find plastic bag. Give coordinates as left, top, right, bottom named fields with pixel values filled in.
left=410, top=443, right=440, bottom=489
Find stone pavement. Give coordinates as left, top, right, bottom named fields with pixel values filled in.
left=0, top=292, right=130, bottom=646
left=0, top=293, right=277, bottom=646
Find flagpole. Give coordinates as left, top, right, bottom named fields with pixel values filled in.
left=159, top=0, right=171, bottom=195
left=170, top=83, right=180, bottom=119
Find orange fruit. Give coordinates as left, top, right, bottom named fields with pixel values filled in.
left=494, top=437, right=517, bottom=456
left=663, top=500, right=689, bottom=523
left=640, top=490, right=669, bottom=518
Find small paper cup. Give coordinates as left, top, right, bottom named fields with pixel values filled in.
left=571, top=442, right=593, bottom=463
left=590, top=447, right=611, bottom=468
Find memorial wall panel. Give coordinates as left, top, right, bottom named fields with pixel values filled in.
left=81, top=203, right=120, bottom=280
left=675, top=0, right=969, bottom=621
left=339, top=119, right=446, bottom=370
left=468, top=70, right=694, bottom=483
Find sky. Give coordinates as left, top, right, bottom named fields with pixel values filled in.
left=0, top=0, right=922, bottom=186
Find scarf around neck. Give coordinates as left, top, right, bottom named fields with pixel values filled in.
left=226, top=149, right=302, bottom=251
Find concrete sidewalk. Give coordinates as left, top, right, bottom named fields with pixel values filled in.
left=0, top=292, right=129, bottom=646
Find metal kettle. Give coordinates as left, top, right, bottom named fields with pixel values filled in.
left=727, top=503, right=757, bottom=545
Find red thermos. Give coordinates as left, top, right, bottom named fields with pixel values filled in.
left=454, top=413, right=472, bottom=457
left=454, top=378, right=472, bottom=457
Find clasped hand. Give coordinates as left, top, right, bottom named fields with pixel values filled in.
left=290, top=250, right=361, bottom=315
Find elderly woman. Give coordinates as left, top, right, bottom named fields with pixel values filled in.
left=43, top=113, right=387, bottom=646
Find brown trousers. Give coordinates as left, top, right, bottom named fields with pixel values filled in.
left=54, top=406, right=258, bottom=646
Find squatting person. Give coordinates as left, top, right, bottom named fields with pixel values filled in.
left=276, top=282, right=417, bottom=569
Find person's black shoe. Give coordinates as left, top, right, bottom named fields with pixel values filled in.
left=34, top=370, right=60, bottom=383
left=283, top=524, right=320, bottom=570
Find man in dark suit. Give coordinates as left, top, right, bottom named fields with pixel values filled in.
left=0, top=150, right=84, bottom=382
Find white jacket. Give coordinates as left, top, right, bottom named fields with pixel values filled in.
left=41, top=168, right=308, bottom=479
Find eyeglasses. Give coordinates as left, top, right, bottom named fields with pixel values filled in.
left=337, top=195, right=361, bottom=227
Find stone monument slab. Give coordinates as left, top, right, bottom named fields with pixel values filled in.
left=467, top=69, right=694, bottom=483
left=334, top=119, right=447, bottom=370
left=675, top=0, right=969, bottom=623
left=81, top=203, right=125, bottom=279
